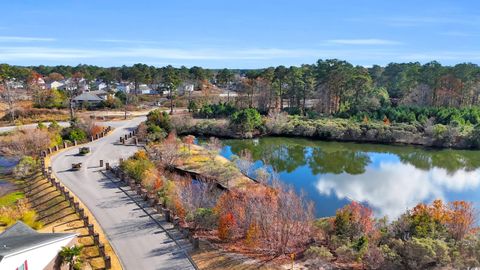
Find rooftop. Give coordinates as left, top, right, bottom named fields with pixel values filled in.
left=0, top=221, right=76, bottom=261
left=73, top=92, right=103, bottom=102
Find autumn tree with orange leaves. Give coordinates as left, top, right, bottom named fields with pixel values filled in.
left=218, top=212, right=235, bottom=240
left=334, top=201, right=376, bottom=241
left=411, top=199, right=477, bottom=241
left=447, top=201, right=476, bottom=241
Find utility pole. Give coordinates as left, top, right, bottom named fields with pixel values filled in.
left=169, top=83, right=174, bottom=115
left=4, top=79, right=15, bottom=123
left=124, top=91, right=128, bottom=120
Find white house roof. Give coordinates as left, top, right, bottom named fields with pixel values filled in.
left=0, top=222, right=76, bottom=261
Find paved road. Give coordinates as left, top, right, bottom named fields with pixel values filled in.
left=50, top=117, right=195, bottom=270
left=0, top=107, right=185, bottom=133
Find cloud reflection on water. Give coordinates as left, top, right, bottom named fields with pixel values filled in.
left=316, top=162, right=480, bottom=220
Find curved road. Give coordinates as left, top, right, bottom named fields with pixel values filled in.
left=50, top=117, right=195, bottom=270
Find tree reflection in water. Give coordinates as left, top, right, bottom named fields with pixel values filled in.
left=221, top=137, right=480, bottom=219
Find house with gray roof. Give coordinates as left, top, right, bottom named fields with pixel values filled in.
left=72, top=92, right=104, bottom=107
left=88, top=90, right=109, bottom=100
left=0, top=221, right=77, bottom=270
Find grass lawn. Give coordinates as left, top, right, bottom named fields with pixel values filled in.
left=179, top=144, right=253, bottom=189
left=0, top=191, right=24, bottom=207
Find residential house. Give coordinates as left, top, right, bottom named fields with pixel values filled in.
left=178, top=83, right=194, bottom=95
left=72, top=92, right=104, bottom=107
left=48, top=81, right=64, bottom=90
left=36, top=77, right=46, bottom=89
left=138, top=84, right=157, bottom=94
left=6, top=80, right=24, bottom=89
left=94, top=81, right=108, bottom=91
left=8, top=77, right=43, bottom=90
left=0, top=221, right=77, bottom=270
left=63, top=78, right=89, bottom=92
left=88, top=90, right=109, bottom=100
left=115, top=82, right=133, bottom=93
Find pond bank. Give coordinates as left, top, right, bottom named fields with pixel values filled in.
left=171, top=144, right=254, bottom=189
left=174, top=116, right=480, bottom=150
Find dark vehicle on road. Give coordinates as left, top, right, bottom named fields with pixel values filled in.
left=71, top=162, right=82, bottom=171
left=79, top=147, right=90, bottom=155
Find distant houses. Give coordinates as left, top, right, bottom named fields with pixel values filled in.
left=0, top=221, right=77, bottom=270
left=6, top=72, right=223, bottom=109
left=47, top=78, right=89, bottom=92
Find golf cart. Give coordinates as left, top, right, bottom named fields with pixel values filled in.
left=71, top=162, right=82, bottom=171
left=78, top=147, right=90, bottom=156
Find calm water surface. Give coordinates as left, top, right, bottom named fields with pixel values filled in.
left=0, top=155, right=17, bottom=173
left=0, top=156, right=18, bottom=196
left=218, top=137, right=480, bottom=220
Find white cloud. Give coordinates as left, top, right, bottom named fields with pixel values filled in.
left=0, top=46, right=326, bottom=61
left=0, top=36, right=55, bottom=42
left=315, top=162, right=480, bottom=220
left=327, top=39, right=401, bottom=45
left=1, top=45, right=480, bottom=67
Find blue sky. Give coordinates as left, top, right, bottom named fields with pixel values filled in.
left=1, top=0, right=479, bottom=68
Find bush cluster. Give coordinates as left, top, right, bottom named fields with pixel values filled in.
left=310, top=200, right=480, bottom=269
left=196, top=102, right=237, bottom=119
left=230, top=108, right=262, bottom=133
left=145, top=109, right=172, bottom=141
left=340, top=106, right=480, bottom=126
left=120, top=150, right=154, bottom=183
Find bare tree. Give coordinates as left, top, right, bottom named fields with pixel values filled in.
left=0, top=79, right=16, bottom=122
left=205, top=137, right=222, bottom=161
left=176, top=180, right=219, bottom=229
left=2, top=129, right=52, bottom=157
left=215, top=172, right=314, bottom=254
left=233, top=149, right=255, bottom=176
left=149, top=132, right=183, bottom=169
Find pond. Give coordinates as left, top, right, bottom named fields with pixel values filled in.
left=0, top=156, right=18, bottom=196
left=0, top=156, right=17, bottom=174
left=218, top=137, right=480, bottom=220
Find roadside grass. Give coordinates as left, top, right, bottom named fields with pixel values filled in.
left=16, top=172, right=106, bottom=270
left=0, top=112, right=70, bottom=127
left=0, top=191, right=24, bottom=206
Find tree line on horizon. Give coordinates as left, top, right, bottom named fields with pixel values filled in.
left=1, top=60, right=480, bottom=122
